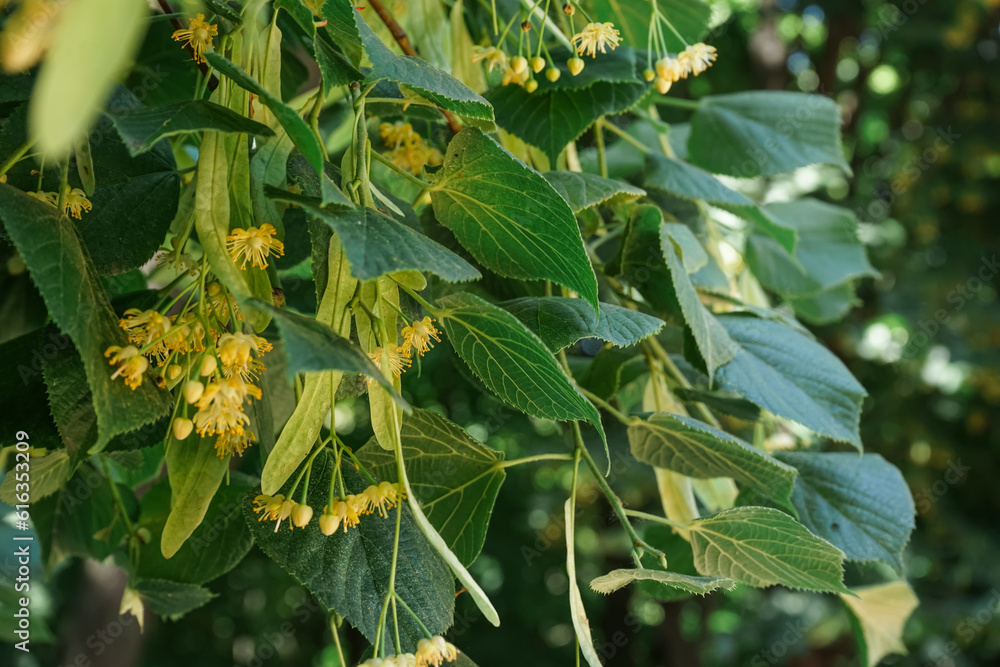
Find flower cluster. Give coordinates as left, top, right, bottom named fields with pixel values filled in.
left=171, top=13, right=218, bottom=64
left=366, top=317, right=441, bottom=385
left=647, top=42, right=718, bottom=94
left=27, top=186, right=92, bottom=218
left=320, top=482, right=406, bottom=534
left=378, top=122, right=443, bottom=175
left=226, top=224, right=285, bottom=270
left=357, top=636, right=459, bottom=667
left=252, top=494, right=314, bottom=532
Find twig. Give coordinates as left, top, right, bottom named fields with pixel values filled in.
left=366, top=0, right=463, bottom=136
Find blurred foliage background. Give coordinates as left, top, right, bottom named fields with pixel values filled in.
left=3, top=0, right=999, bottom=665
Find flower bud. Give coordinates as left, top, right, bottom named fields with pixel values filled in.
left=291, top=503, right=314, bottom=528
left=510, top=55, right=528, bottom=74
left=172, top=417, right=194, bottom=440
left=568, top=57, right=584, bottom=76
left=199, top=355, right=218, bottom=376
left=642, top=68, right=655, bottom=82
left=521, top=20, right=532, bottom=32
left=525, top=79, right=538, bottom=93
left=167, top=364, right=183, bottom=380
left=529, top=56, right=545, bottom=73
left=655, top=76, right=672, bottom=95
left=183, top=380, right=204, bottom=404
left=545, top=67, right=561, bottom=82
left=562, top=3, right=575, bottom=15
left=319, top=511, right=340, bottom=535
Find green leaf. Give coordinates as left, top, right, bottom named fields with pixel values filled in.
left=776, top=452, right=915, bottom=573
left=137, top=473, right=256, bottom=585
left=746, top=199, right=878, bottom=296
left=106, top=100, right=275, bottom=156
left=250, top=298, right=406, bottom=406
left=272, top=194, right=480, bottom=282
left=672, top=388, right=761, bottom=422
left=0, top=185, right=172, bottom=451
left=205, top=53, right=327, bottom=192
left=438, top=292, right=604, bottom=438
left=688, top=506, right=849, bottom=593
left=357, top=408, right=506, bottom=567
left=29, top=0, right=148, bottom=158
left=590, top=568, right=735, bottom=596
left=841, top=581, right=919, bottom=667
left=161, top=434, right=231, bottom=559
left=134, top=579, right=216, bottom=617
left=628, top=413, right=797, bottom=505
left=645, top=153, right=753, bottom=206
left=488, top=76, right=649, bottom=164
left=322, top=0, right=364, bottom=66
left=594, top=0, right=711, bottom=53
left=429, top=128, right=598, bottom=311
left=543, top=171, right=646, bottom=212
left=0, top=450, right=72, bottom=504
left=715, top=315, right=867, bottom=448
left=786, top=283, right=862, bottom=325
left=247, top=452, right=456, bottom=648
left=620, top=206, right=737, bottom=378
left=538, top=46, right=648, bottom=90
left=354, top=9, right=493, bottom=121
left=501, top=297, right=663, bottom=352
left=687, top=91, right=850, bottom=178
left=662, top=223, right=708, bottom=274
left=314, top=30, right=364, bottom=91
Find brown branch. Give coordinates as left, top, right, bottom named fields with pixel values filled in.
left=364, top=0, right=463, bottom=136
left=156, top=0, right=218, bottom=92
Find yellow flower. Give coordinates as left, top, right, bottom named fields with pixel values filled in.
left=679, top=43, right=717, bottom=77
left=227, top=224, right=284, bottom=270
left=401, top=316, right=441, bottom=356
left=471, top=46, right=508, bottom=74
left=206, top=281, right=243, bottom=323
left=171, top=13, right=218, bottom=64
left=118, top=308, right=172, bottom=363
left=572, top=22, right=621, bottom=58
left=253, top=494, right=286, bottom=522
left=27, top=190, right=57, bottom=206
left=217, top=332, right=272, bottom=381
left=501, top=66, right=530, bottom=87
left=356, top=481, right=406, bottom=518
left=214, top=429, right=255, bottom=458
left=415, top=636, right=459, bottom=667
left=105, top=345, right=148, bottom=390
left=192, top=377, right=261, bottom=437
left=380, top=121, right=417, bottom=148
left=320, top=502, right=348, bottom=535
left=368, top=346, right=411, bottom=384
left=62, top=187, right=92, bottom=219
left=655, top=56, right=685, bottom=83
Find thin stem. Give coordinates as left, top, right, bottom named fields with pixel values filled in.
left=595, top=117, right=608, bottom=178
left=0, top=140, right=34, bottom=178
left=646, top=337, right=721, bottom=428
left=394, top=593, right=433, bottom=639
left=599, top=119, right=650, bottom=154
left=655, top=96, right=700, bottom=110
left=579, top=388, right=635, bottom=425
left=374, top=480, right=405, bottom=656
left=336, top=436, right=379, bottom=485
left=329, top=614, right=347, bottom=667
left=578, top=444, right=668, bottom=567
left=398, top=284, right=441, bottom=315
left=370, top=149, right=430, bottom=189
left=98, top=456, right=136, bottom=538
left=287, top=439, right=327, bottom=499
left=500, top=453, right=574, bottom=468
left=56, top=160, right=69, bottom=212
left=624, top=508, right=691, bottom=530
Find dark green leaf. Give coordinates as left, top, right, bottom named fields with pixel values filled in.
left=776, top=452, right=915, bottom=573
left=543, top=171, right=646, bottom=212
left=134, top=579, right=216, bottom=616
left=689, top=506, right=849, bottom=593
left=430, top=128, right=598, bottom=311
left=628, top=413, right=797, bottom=505
left=0, top=185, right=172, bottom=451
left=687, top=91, right=850, bottom=178
left=246, top=452, right=455, bottom=649
left=715, top=315, right=866, bottom=448
left=590, top=568, right=735, bottom=596
left=438, top=292, right=604, bottom=439
left=106, top=100, right=274, bottom=156
left=358, top=408, right=506, bottom=567
left=502, top=297, right=663, bottom=351
left=354, top=9, right=493, bottom=121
